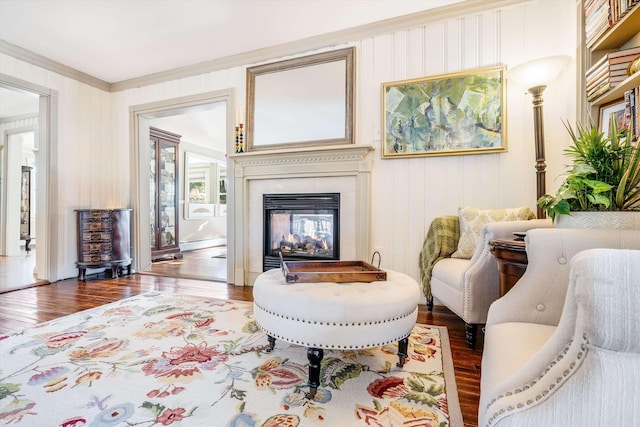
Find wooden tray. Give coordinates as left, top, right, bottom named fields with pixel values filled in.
left=281, top=260, right=387, bottom=283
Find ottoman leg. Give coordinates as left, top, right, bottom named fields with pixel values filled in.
left=397, top=337, right=409, bottom=367
left=306, top=347, right=324, bottom=399
left=266, top=335, right=276, bottom=352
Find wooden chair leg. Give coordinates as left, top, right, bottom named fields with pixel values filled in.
left=465, top=323, right=477, bottom=349
left=397, top=337, right=409, bottom=367
left=266, top=335, right=275, bottom=352
left=306, top=347, right=324, bottom=399
left=427, top=297, right=434, bottom=311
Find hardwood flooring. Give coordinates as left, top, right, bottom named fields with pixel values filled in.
left=0, top=269, right=483, bottom=426
left=145, top=246, right=227, bottom=282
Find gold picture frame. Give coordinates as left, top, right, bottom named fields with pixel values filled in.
left=246, top=47, right=355, bottom=151
left=381, top=66, right=506, bottom=158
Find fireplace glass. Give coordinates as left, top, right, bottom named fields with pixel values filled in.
left=264, top=193, right=340, bottom=270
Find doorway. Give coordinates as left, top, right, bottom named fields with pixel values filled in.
left=130, top=89, right=234, bottom=283
left=0, top=75, right=58, bottom=289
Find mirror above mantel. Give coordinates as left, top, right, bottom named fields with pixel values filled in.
left=245, top=47, right=355, bottom=151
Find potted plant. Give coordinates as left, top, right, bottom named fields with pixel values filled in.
left=537, top=120, right=640, bottom=227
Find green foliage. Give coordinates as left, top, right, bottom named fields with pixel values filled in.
left=230, top=388, right=246, bottom=400
left=404, top=390, right=439, bottom=406
left=141, top=401, right=165, bottom=416
left=402, top=375, right=444, bottom=407
left=0, top=383, right=21, bottom=399
left=241, top=320, right=261, bottom=334
left=538, top=121, right=640, bottom=221
left=142, top=305, right=178, bottom=316
left=320, top=357, right=363, bottom=389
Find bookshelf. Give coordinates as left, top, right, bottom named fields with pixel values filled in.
left=584, top=0, right=640, bottom=132
left=589, top=3, right=640, bottom=51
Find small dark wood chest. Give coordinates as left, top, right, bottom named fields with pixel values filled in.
left=75, top=208, right=132, bottom=281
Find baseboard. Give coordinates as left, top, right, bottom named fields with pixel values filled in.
left=180, top=238, right=226, bottom=252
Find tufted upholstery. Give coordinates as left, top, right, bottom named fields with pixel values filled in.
left=253, top=268, right=421, bottom=350
left=479, top=229, right=640, bottom=427
left=425, top=217, right=551, bottom=347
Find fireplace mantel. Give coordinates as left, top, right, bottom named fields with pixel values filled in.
left=230, top=144, right=375, bottom=285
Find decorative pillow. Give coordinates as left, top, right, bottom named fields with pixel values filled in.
left=450, top=206, right=535, bottom=259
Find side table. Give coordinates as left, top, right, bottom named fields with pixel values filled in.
left=489, top=238, right=527, bottom=296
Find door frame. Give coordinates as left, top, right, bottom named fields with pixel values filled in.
left=130, top=89, right=235, bottom=279
left=0, top=73, right=59, bottom=281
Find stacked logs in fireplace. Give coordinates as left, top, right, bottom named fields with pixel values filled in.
left=263, top=193, right=340, bottom=271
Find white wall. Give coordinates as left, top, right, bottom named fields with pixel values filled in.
left=369, top=1, right=578, bottom=279
left=0, top=65, right=116, bottom=280
left=0, top=0, right=577, bottom=282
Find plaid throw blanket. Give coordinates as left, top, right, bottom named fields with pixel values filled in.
left=419, top=215, right=460, bottom=302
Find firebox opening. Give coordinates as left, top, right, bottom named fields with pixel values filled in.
left=263, top=193, right=340, bottom=271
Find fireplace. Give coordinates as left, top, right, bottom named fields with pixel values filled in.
left=263, top=193, right=340, bottom=271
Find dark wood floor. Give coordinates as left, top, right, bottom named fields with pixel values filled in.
left=0, top=273, right=482, bottom=427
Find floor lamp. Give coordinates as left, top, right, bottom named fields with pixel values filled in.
left=507, top=55, right=571, bottom=218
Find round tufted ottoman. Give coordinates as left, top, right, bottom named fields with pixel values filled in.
left=252, top=268, right=421, bottom=398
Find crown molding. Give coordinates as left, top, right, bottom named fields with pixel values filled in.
left=0, top=40, right=110, bottom=92
left=111, top=0, right=530, bottom=92
left=2, top=0, right=531, bottom=93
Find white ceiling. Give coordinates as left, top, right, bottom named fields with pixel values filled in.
left=0, top=0, right=466, bottom=150
left=0, top=0, right=465, bottom=84
left=149, top=103, right=227, bottom=149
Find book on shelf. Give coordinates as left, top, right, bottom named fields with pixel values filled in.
left=587, top=47, right=640, bottom=73
left=632, top=89, right=636, bottom=134
left=587, top=74, right=631, bottom=100
left=586, top=46, right=640, bottom=101
left=609, top=0, right=640, bottom=26
left=587, top=81, right=611, bottom=100
left=585, top=0, right=609, bottom=43
left=622, top=86, right=640, bottom=137
left=608, top=49, right=640, bottom=64
left=610, top=68, right=631, bottom=77
left=637, top=87, right=640, bottom=137
left=585, top=0, right=640, bottom=47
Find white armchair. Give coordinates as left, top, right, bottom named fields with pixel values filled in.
left=479, top=229, right=640, bottom=427
left=419, top=213, right=551, bottom=348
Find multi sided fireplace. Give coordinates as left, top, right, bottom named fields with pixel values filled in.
left=263, top=193, right=340, bottom=271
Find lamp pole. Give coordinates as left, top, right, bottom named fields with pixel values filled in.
left=529, top=85, right=547, bottom=219
left=507, top=55, right=570, bottom=220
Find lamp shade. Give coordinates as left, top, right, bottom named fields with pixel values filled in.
left=507, top=55, right=571, bottom=89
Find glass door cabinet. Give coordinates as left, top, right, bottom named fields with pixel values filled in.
left=149, top=127, right=182, bottom=260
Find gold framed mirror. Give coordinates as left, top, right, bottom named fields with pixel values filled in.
left=246, top=47, right=355, bottom=151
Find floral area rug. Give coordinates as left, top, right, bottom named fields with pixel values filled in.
left=0, top=292, right=462, bottom=426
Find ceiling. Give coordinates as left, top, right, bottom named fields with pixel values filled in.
left=0, top=0, right=466, bottom=150
left=0, top=0, right=465, bottom=84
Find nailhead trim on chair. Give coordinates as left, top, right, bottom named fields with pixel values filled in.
left=485, top=332, right=589, bottom=426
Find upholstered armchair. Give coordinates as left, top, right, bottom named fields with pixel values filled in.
left=479, top=242, right=640, bottom=426
left=419, top=207, right=551, bottom=348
